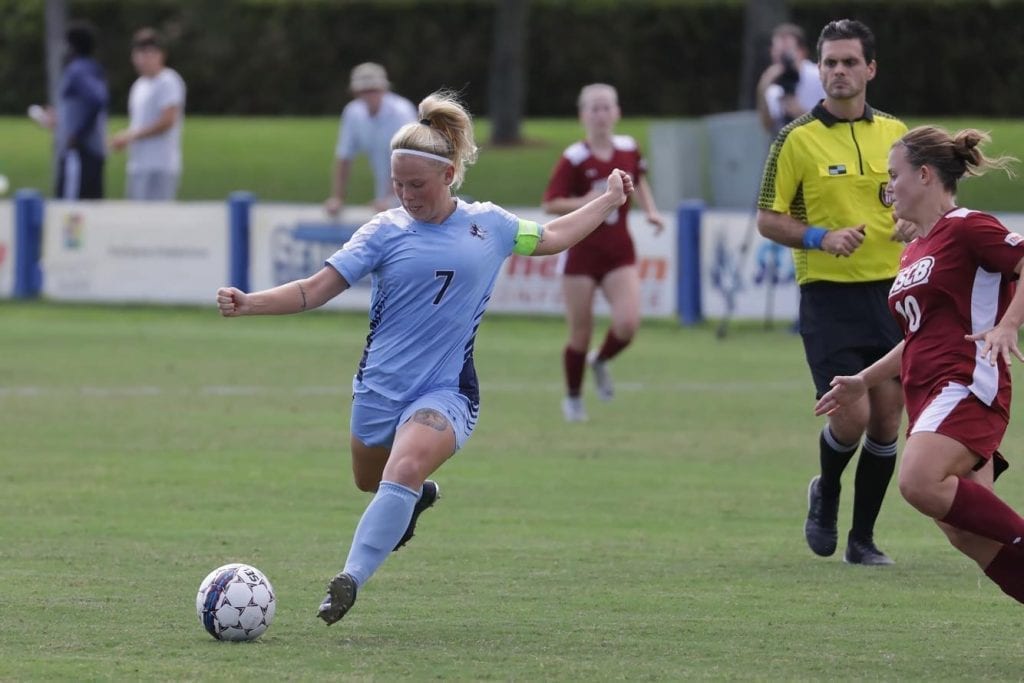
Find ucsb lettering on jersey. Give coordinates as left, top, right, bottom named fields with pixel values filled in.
left=890, top=256, right=934, bottom=295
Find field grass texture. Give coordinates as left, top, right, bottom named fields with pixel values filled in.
left=3, top=302, right=1024, bottom=679
left=2, top=116, right=1023, bottom=212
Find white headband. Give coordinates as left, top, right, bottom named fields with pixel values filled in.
left=392, top=148, right=454, bottom=166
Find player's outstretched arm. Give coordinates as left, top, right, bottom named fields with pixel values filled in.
left=966, top=255, right=1024, bottom=367
left=814, top=341, right=904, bottom=416
left=532, top=169, right=633, bottom=256
left=217, top=266, right=349, bottom=317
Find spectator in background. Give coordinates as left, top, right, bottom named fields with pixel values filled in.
left=542, top=83, right=664, bottom=423
left=54, top=21, right=109, bottom=200
left=756, top=23, right=825, bottom=138
left=110, top=28, right=186, bottom=200
left=324, top=63, right=417, bottom=216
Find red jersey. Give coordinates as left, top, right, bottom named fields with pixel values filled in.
left=543, top=135, right=645, bottom=261
left=889, top=208, right=1024, bottom=425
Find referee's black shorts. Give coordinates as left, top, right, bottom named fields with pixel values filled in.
left=799, top=279, right=902, bottom=399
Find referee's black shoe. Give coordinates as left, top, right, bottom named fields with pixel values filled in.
left=844, top=532, right=894, bottom=566
left=805, top=475, right=839, bottom=557
left=393, top=480, right=440, bottom=551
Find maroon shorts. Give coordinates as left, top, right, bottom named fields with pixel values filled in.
left=909, top=382, right=1008, bottom=471
left=560, top=241, right=636, bottom=282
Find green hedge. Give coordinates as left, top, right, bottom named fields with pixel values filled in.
left=0, top=0, right=1019, bottom=117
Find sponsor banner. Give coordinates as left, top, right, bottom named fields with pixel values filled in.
left=250, top=204, right=378, bottom=311
left=0, top=200, right=12, bottom=297
left=41, top=201, right=227, bottom=303
left=250, top=205, right=677, bottom=317
left=700, top=208, right=799, bottom=323
left=698, top=210, right=1024, bottom=323
left=491, top=209, right=675, bottom=316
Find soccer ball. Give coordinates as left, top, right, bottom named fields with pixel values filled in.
left=196, top=563, right=276, bottom=641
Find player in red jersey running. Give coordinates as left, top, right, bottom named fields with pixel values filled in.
left=542, top=83, right=664, bottom=422
left=815, top=126, right=1024, bottom=603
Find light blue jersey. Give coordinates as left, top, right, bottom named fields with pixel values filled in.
left=326, top=199, right=542, bottom=403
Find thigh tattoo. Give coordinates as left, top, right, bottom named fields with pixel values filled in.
left=411, top=408, right=449, bottom=432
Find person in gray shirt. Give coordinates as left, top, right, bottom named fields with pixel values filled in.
left=110, top=28, right=186, bottom=200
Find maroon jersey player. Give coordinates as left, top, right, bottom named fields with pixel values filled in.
left=542, top=83, right=664, bottom=423
left=815, top=126, right=1024, bottom=605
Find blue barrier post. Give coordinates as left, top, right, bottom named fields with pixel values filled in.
left=676, top=199, right=704, bottom=325
left=13, top=189, right=44, bottom=299
left=228, top=191, right=254, bottom=291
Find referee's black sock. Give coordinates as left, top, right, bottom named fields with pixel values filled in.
left=851, top=436, right=898, bottom=540
left=819, top=425, right=858, bottom=499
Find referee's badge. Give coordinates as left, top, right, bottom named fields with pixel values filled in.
left=879, top=182, right=894, bottom=207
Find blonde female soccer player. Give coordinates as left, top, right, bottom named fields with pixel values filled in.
left=216, top=90, right=635, bottom=625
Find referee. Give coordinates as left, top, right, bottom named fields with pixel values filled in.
left=756, top=19, right=908, bottom=565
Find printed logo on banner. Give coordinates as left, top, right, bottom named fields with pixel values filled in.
left=63, top=212, right=84, bottom=249
left=498, top=252, right=669, bottom=311
left=710, top=233, right=795, bottom=311
left=272, top=222, right=369, bottom=288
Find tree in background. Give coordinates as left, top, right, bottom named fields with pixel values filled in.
left=737, top=0, right=787, bottom=110
left=488, top=0, right=529, bottom=145
left=44, top=0, right=68, bottom=189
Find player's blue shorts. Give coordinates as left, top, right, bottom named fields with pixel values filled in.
left=350, top=379, right=478, bottom=451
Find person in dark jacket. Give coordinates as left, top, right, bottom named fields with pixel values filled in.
left=55, top=22, right=109, bottom=200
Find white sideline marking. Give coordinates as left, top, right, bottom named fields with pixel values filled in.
left=0, top=379, right=803, bottom=398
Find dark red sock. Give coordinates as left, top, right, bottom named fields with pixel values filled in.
left=564, top=346, right=586, bottom=397
left=984, top=545, right=1024, bottom=604
left=940, top=477, right=1024, bottom=547
left=596, top=330, right=631, bottom=362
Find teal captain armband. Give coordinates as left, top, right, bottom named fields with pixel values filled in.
left=802, top=226, right=828, bottom=250
left=513, top=219, right=544, bottom=255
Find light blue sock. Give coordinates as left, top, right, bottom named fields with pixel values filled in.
left=342, top=480, right=419, bottom=587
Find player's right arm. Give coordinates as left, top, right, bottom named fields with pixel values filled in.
left=217, top=266, right=349, bottom=317
left=814, top=340, right=904, bottom=416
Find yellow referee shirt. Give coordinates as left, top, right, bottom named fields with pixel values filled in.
left=758, top=103, right=907, bottom=285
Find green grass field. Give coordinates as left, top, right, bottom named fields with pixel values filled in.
left=3, top=302, right=1024, bottom=680
left=2, top=115, right=1024, bottom=211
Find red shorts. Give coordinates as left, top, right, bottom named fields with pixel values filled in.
left=560, top=240, right=636, bottom=282
left=909, top=382, right=1007, bottom=462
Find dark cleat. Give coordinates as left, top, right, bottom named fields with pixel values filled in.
left=805, top=475, right=839, bottom=557
left=317, top=572, right=358, bottom=625
left=844, top=533, right=894, bottom=566
left=394, top=480, right=440, bottom=551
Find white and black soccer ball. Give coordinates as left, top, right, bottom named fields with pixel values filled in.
left=196, top=563, right=276, bottom=641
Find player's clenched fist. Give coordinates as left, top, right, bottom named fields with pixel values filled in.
left=217, top=287, right=250, bottom=317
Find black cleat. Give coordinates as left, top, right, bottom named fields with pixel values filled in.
left=844, top=533, right=894, bottom=566
left=394, top=480, right=440, bottom=551
left=317, top=572, right=358, bottom=625
left=805, top=475, right=839, bottom=557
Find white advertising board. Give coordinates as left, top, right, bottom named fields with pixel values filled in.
left=41, top=201, right=227, bottom=304
left=699, top=208, right=799, bottom=324
left=250, top=204, right=677, bottom=317
left=698, top=210, right=1024, bottom=326
left=250, top=203, right=376, bottom=311
left=0, top=200, right=13, bottom=297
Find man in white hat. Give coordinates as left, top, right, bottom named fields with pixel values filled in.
left=324, top=62, right=417, bottom=216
